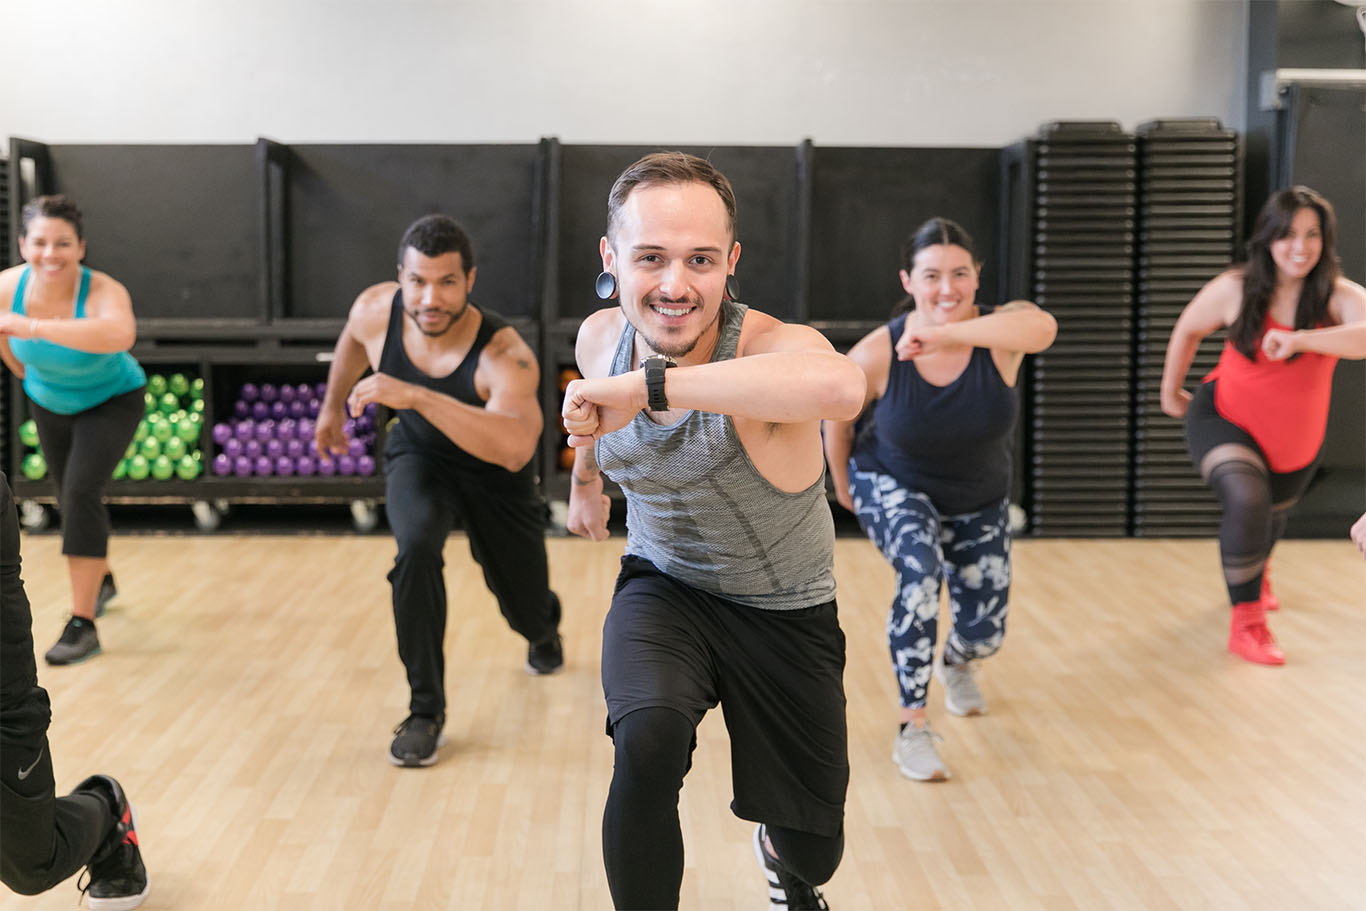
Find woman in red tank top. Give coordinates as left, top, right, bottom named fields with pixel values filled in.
left=1160, top=187, right=1366, bottom=665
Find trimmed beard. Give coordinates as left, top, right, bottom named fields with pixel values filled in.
left=406, top=299, right=468, bottom=337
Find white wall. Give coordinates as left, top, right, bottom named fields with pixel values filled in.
left=3, top=0, right=1248, bottom=147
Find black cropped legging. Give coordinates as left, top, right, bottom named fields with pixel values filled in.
left=602, top=707, right=844, bottom=910
left=1185, top=382, right=1317, bottom=605
left=28, top=387, right=144, bottom=558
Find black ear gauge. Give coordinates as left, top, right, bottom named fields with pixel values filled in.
left=724, top=274, right=741, bottom=302
left=595, top=271, right=618, bottom=300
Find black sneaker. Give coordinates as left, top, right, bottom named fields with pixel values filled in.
left=45, top=617, right=101, bottom=665
left=76, top=774, right=149, bottom=911
left=525, top=633, right=564, bottom=676
left=753, top=824, right=829, bottom=910
left=389, top=714, right=446, bottom=767
left=95, top=573, right=117, bottom=619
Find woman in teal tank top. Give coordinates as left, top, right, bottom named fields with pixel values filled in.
left=0, top=195, right=146, bottom=666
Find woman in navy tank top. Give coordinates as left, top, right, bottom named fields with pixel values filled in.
left=0, top=195, right=146, bottom=666
left=824, top=218, right=1056, bottom=782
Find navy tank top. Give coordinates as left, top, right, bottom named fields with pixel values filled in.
left=379, top=292, right=536, bottom=489
left=850, top=309, right=1018, bottom=513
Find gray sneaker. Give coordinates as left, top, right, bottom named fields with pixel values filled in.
left=935, top=653, right=986, bottom=717
left=44, top=617, right=102, bottom=665
left=892, top=723, right=949, bottom=781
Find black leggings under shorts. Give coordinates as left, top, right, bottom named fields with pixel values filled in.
left=601, top=555, right=849, bottom=837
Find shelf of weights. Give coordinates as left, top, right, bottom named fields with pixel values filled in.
left=8, top=344, right=389, bottom=532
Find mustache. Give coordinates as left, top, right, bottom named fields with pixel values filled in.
left=642, top=290, right=703, bottom=309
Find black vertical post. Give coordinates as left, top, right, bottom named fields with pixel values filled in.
left=255, top=138, right=289, bottom=325
left=792, top=139, right=815, bottom=325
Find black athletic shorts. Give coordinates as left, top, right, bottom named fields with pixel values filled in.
left=601, top=555, right=849, bottom=837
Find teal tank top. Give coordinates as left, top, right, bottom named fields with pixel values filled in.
left=8, top=267, right=146, bottom=415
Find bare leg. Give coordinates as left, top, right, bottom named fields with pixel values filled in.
left=67, top=556, right=107, bottom=621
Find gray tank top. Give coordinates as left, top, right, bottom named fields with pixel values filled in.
left=594, top=300, right=837, bottom=610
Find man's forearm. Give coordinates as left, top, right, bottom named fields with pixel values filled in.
left=666, top=351, right=864, bottom=423
left=410, top=386, right=541, bottom=472
left=321, top=334, right=372, bottom=413
left=572, top=442, right=601, bottom=485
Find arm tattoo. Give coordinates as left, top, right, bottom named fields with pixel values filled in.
left=571, top=444, right=600, bottom=486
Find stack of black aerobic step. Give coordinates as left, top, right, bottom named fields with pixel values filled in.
left=1026, top=121, right=1136, bottom=536
left=1131, top=119, right=1240, bottom=536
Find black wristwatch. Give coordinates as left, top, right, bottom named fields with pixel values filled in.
left=641, top=354, right=676, bottom=412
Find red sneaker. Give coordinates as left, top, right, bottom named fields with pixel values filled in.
left=1228, top=602, right=1285, bottom=665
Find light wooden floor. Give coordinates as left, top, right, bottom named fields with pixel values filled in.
left=3, top=531, right=1365, bottom=911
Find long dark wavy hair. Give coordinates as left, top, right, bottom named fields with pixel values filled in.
left=891, top=217, right=979, bottom=318
left=1229, top=186, right=1340, bottom=360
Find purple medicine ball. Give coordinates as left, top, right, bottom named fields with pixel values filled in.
left=356, top=454, right=376, bottom=476
left=255, top=420, right=275, bottom=442
left=254, top=455, right=274, bottom=476
left=337, top=455, right=356, bottom=476
left=212, top=423, right=233, bottom=445
left=234, top=420, right=255, bottom=441
left=286, top=439, right=305, bottom=459
left=347, top=437, right=366, bottom=459
left=233, top=455, right=254, bottom=477
left=275, top=456, right=295, bottom=476
left=296, top=455, right=317, bottom=476
left=251, top=401, right=270, bottom=421
left=233, top=400, right=250, bottom=419
left=243, top=439, right=263, bottom=459
left=278, top=384, right=296, bottom=403
left=240, top=382, right=259, bottom=402
left=316, top=456, right=336, bottom=477
left=259, top=383, right=278, bottom=403
left=288, top=400, right=306, bottom=419
left=212, top=453, right=233, bottom=476
left=265, top=439, right=284, bottom=459
left=222, top=437, right=243, bottom=458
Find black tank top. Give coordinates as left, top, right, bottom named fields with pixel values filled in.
left=379, top=291, right=536, bottom=488
left=850, top=309, right=1018, bottom=513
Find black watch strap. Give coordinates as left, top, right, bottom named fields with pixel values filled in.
left=642, top=355, right=675, bottom=411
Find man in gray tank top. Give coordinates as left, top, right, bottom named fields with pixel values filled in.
left=562, top=153, right=866, bottom=911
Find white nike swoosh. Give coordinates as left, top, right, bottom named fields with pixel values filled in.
left=17, top=744, right=45, bottom=781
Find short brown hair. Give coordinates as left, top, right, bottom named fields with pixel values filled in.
left=606, top=152, right=737, bottom=244
left=21, top=194, right=84, bottom=240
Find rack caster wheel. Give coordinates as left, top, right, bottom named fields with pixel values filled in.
left=350, top=498, right=379, bottom=532
left=191, top=499, right=223, bottom=531
left=18, top=499, right=50, bottom=531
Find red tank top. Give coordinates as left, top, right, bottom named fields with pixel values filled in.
left=1203, top=314, right=1338, bottom=472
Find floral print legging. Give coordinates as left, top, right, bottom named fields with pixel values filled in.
left=850, top=469, right=1011, bottom=710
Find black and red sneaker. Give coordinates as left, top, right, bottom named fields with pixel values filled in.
left=75, top=775, right=149, bottom=910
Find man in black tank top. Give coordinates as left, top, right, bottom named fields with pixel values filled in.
left=315, top=215, right=563, bottom=769
left=562, top=153, right=867, bottom=910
